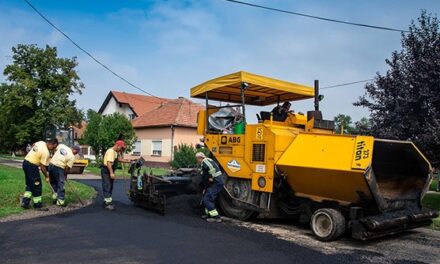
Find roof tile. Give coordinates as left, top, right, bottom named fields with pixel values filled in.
left=111, top=91, right=170, bottom=116
left=132, top=97, right=204, bottom=128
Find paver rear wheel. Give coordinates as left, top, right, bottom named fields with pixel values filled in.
left=218, top=178, right=258, bottom=221
left=310, top=208, right=346, bottom=241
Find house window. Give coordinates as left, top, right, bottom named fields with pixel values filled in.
left=80, top=147, right=88, bottom=155
left=133, top=140, right=141, bottom=156
left=152, top=140, right=162, bottom=156
left=129, top=114, right=136, bottom=120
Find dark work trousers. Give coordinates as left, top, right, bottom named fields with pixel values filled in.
left=101, top=167, right=114, bottom=204
left=436, top=173, right=440, bottom=192
left=48, top=164, right=66, bottom=201
left=22, top=160, right=42, bottom=201
left=203, top=179, right=224, bottom=212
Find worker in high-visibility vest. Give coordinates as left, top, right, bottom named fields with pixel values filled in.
left=21, top=138, right=59, bottom=210
left=48, top=144, right=81, bottom=206
left=196, top=152, right=225, bottom=223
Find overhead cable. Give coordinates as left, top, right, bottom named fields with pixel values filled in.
left=321, top=79, right=374, bottom=90
left=23, top=0, right=162, bottom=99
left=224, top=0, right=409, bottom=33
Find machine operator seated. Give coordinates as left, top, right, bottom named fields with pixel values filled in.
left=271, top=101, right=293, bottom=122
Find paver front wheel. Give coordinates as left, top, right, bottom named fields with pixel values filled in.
left=310, top=208, right=346, bottom=241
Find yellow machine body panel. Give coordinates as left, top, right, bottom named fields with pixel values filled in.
left=197, top=110, right=206, bottom=135
left=205, top=128, right=275, bottom=192
left=204, top=117, right=326, bottom=193
left=276, top=134, right=375, bottom=205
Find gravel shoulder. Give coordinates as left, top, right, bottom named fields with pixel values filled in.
left=226, top=218, right=440, bottom=264
left=0, top=199, right=94, bottom=223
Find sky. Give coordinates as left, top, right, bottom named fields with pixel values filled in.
left=1, top=0, right=439, bottom=123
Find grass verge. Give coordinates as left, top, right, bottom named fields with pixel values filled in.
left=422, top=192, right=440, bottom=230
left=0, top=164, right=96, bottom=218
left=430, top=179, right=438, bottom=191
left=84, top=165, right=169, bottom=177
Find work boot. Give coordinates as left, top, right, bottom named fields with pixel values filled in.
left=104, top=203, right=115, bottom=211
left=33, top=202, right=49, bottom=211
left=201, top=214, right=209, bottom=220
left=206, top=216, right=222, bottom=223
left=56, top=200, right=66, bottom=207
left=21, top=197, right=31, bottom=209
left=52, top=193, right=57, bottom=204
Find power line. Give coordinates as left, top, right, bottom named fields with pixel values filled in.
left=23, top=0, right=162, bottom=99
left=224, top=0, right=409, bottom=33
left=321, top=79, right=374, bottom=90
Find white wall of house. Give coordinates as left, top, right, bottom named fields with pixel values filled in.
left=140, top=139, right=172, bottom=156
left=101, top=97, right=135, bottom=119
left=134, top=127, right=172, bottom=163
left=132, top=127, right=201, bottom=164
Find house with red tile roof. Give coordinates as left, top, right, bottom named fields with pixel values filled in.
left=98, top=91, right=204, bottom=166
left=99, top=91, right=171, bottom=120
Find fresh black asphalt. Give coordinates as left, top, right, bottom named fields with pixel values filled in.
left=0, top=179, right=383, bottom=264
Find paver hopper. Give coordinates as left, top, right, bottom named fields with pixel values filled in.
left=276, top=135, right=436, bottom=239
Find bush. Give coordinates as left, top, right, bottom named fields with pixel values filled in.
left=170, top=144, right=209, bottom=169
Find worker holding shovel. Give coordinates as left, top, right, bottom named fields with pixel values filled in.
left=21, top=138, right=58, bottom=210
left=48, top=144, right=81, bottom=207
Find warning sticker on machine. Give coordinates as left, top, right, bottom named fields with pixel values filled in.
left=227, top=160, right=241, bottom=172
left=256, top=127, right=264, bottom=140
left=255, top=164, right=266, bottom=173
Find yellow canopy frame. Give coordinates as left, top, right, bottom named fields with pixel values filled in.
left=190, top=71, right=315, bottom=106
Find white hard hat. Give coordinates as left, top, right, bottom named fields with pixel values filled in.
left=195, top=152, right=206, bottom=158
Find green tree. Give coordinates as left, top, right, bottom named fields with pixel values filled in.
left=83, top=111, right=136, bottom=161
left=0, top=44, right=83, bottom=150
left=355, top=11, right=440, bottom=166
left=170, top=144, right=210, bottom=169
left=333, top=114, right=355, bottom=134
left=83, top=109, right=102, bottom=157
left=352, top=117, right=372, bottom=136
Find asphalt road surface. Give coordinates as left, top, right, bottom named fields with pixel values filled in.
left=1, top=179, right=439, bottom=264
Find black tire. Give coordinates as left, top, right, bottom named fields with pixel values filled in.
left=310, top=208, right=346, bottom=242
left=218, top=190, right=258, bottom=220
left=218, top=178, right=260, bottom=221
